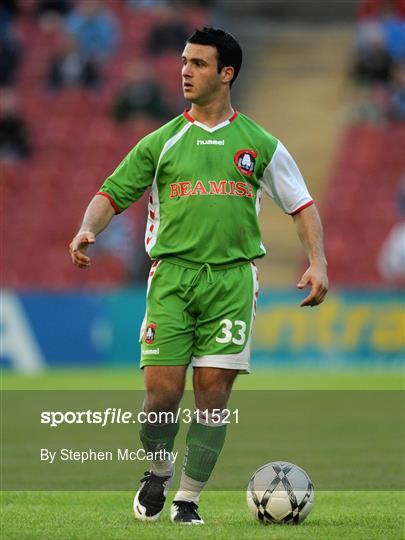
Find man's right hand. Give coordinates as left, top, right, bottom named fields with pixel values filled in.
left=69, top=231, right=96, bottom=269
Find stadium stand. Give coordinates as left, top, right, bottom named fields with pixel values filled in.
left=3, top=1, right=402, bottom=289
left=243, top=25, right=353, bottom=287
left=245, top=1, right=404, bottom=287
left=2, top=1, right=207, bottom=288
left=323, top=0, right=405, bottom=286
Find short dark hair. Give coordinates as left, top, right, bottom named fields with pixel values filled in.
left=187, top=27, right=243, bottom=87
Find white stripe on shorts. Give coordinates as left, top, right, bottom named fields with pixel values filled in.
left=139, top=260, right=160, bottom=342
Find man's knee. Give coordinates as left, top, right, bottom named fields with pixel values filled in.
left=193, top=367, right=238, bottom=409
left=143, top=365, right=187, bottom=412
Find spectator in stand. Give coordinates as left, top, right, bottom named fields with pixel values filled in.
left=0, top=0, right=20, bottom=33
left=0, top=27, right=22, bottom=87
left=46, top=31, right=101, bottom=91
left=36, top=0, right=72, bottom=18
left=111, top=60, right=170, bottom=123
left=0, top=1, right=22, bottom=89
left=0, top=89, right=31, bottom=161
left=380, top=2, right=405, bottom=61
left=35, top=0, right=72, bottom=31
left=352, top=1, right=405, bottom=122
left=146, top=6, right=189, bottom=56
left=356, top=1, right=405, bottom=62
left=389, top=62, right=405, bottom=120
left=64, top=0, right=120, bottom=63
left=353, top=25, right=393, bottom=85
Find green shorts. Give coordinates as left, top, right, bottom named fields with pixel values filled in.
left=139, top=258, right=259, bottom=373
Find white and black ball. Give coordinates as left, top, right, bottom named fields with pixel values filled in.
left=247, top=461, right=314, bottom=525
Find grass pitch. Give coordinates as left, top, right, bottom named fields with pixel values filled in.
left=1, top=490, right=404, bottom=539
left=2, top=367, right=404, bottom=390
left=1, top=368, right=404, bottom=539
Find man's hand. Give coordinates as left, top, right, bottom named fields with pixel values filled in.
left=68, top=194, right=116, bottom=269
left=297, top=263, right=328, bottom=307
left=69, top=231, right=96, bottom=269
left=292, top=205, right=328, bottom=307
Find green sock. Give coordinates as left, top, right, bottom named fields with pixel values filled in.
left=183, top=419, right=227, bottom=483
left=140, top=420, right=180, bottom=475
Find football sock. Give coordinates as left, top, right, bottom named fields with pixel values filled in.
left=174, top=411, right=227, bottom=502
left=174, top=472, right=206, bottom=504
left=139, top=419, right=180, bottom=477
left=151, top=459, right=174, bottom=477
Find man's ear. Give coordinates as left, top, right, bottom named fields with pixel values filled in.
left=222, top=66, right=234, bottom=85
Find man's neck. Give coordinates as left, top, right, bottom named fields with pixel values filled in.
left=189, top=99, right=234, bottom=128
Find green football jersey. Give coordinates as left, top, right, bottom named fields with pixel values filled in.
left=98, top=110, right=313, bottom=265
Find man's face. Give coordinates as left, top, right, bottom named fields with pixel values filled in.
left=181, top=43, right=226, bottom=105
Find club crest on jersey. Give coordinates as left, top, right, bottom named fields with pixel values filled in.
left=234, top=149, right=257, bottom=176
left=144, top=324, right=156, bottom=344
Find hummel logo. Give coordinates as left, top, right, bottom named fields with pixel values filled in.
left=142, top=348, right=160, bottom=355
left=197, top=139, right=225, bottom=146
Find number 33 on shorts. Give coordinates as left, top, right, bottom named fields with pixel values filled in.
left=216, top=319, right=247, bottom=345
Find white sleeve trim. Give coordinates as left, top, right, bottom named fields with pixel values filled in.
left=145, top=122, right=192, bottom=254
left=261, top=141, right=313, bottom=214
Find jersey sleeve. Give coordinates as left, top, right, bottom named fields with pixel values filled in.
left=97, top=136, right=156, bottom=213
left=261, top=140, right=314, bottom=215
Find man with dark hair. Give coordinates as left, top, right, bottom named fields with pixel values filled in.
left=69, top=27, right=328, bottom=525
left=187, top=27, right=243, bottom=86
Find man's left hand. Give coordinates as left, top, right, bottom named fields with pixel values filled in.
left=297, top=264, right=328, bottom=307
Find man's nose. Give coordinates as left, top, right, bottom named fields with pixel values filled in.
left=182, top=64, right=192, bottom=77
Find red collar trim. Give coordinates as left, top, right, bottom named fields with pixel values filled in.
left=183, top=109, right=195, bottom=123
left=183, top=109, right=239, bottom=124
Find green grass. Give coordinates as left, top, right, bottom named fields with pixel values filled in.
left=2, top=367, right=404, bottom=390
left=2, top=368, right=404, bottom=539
left=1, top=491, right=404, bottom=539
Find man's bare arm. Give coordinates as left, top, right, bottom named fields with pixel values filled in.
left=69, top=194, right=115, bottom=269
left=292, top=204, right=328, bottom=307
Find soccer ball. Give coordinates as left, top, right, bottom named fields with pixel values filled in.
left=246, top=461, right=314, bottom=525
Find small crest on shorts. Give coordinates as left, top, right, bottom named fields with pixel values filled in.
left=144, top=324, right=156, bottom=344
left=234, top=149, right=257, bottom=176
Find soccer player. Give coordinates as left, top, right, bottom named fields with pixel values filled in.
left=69, top=27, right=328, bottom=524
